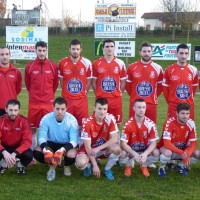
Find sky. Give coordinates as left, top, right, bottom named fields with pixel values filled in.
left=6, top=0, right=199, bottom=26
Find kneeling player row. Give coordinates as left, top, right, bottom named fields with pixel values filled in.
left=0, top=98, right=199, bottom=181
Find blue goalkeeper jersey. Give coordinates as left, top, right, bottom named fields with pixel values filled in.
left=38, top=112, right=79, bottom=145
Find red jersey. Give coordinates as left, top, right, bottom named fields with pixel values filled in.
left=92, top=57, right=126, bottom=98
left=162, top=63, right=198, bottom=105
left=81, top=113, right=118, bottom=148
left=159, top=117, right=197, bottom=151
left=0, top=114, right=32, bottom=155
left=58, top=56, right=92, bottom=99
left=0, top=64, right=22, bottom=109
left=121, top=116, right=159, bottom=152
left=126, top=60, right=163, bottom=104
left=25, top=58, right=58, bottom=105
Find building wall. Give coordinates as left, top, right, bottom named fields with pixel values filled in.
left=143, top=19, right=163, bottom=30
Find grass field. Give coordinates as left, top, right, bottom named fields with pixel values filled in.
left=1, top=36, right=200, bottom=200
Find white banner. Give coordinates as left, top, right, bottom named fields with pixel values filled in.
left=115, top=41, right=135, bottom=57
left=6, top=26, right=48, bottom=43
left=152, top=43, right=191, bottom=60
left=6, top=43, right=37, bottom=60
left=95, top=22, right=136, bottom=38
left=95, top=3, right=136, bottom=20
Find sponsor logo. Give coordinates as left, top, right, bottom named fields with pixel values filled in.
left=64, top=69, right=71, bottom=74
left=67, top=78, right=83, bottom=94
left=33, top=70, right=39, bottom=74
left=133, top=72, right=141, bottom=78
left=81, top=132, right=88, bottom=138
left=98, top=68, right=106, bottom=73
left=174, top=142, right=186, bottom=149
left=45, top=71, right=51, bottom=74
left=93, top=137, right=106, bottom=147
left=9, top=75, right=15, bottom=78
left=171, top=75, right=180, bottom=81
left=131, top=142, right=147, bottom=151
left=176, top=84, right=190, bottom=100
left=101, top=77, right=116, bottom=93
left=136, top=81, right=153, bottom=97
left=92, top=132, right=98, bottom=137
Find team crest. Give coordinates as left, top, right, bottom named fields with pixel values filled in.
left=188, top=74, right=192, bottom=81
left=103, top=125, right=107, bottom=132
left=143, top=131, right=147, bottom=138
left=185, top=131, right=189, bottom=138
left=114, top=67, right=118, bottom=73
left=80, top=68, right=84, bottom=75
left=150, top=71, right=155, bottom=78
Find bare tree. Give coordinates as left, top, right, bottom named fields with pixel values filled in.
left=64, top=9, right=78, bottom=29
left=48, top=18, right=62, bottom=27
left=0, top=0, right=6, bottom=18
left=179, top=0, right=200, bottom=42
left=159, top=0, right=184, bottom=40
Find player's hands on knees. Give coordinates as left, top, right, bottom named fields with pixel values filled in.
left=43, top=147, right=54, bottom=164
left=134, top=153, right=141, bottom=164
left=53, top=148, right=65, bottom=165
left=90, top=147, right=100, bottom=157
left=183, top=158, right=190, bottom=168
left=139, top=153, right=148, bottom=164
left=2, top=151, right=16, bottom=168
left=92, top=164, right=101, bottom=178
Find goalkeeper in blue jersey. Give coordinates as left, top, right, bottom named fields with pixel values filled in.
left=33, top=97, right=79, bottom=181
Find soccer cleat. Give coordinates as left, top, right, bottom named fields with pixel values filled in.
left=176, top=165, right=188, bottom=176
left=124, top=166, right=132, bottom=177
left=148, top=164, right=156, bottom=169
left=140, top=166, right=150, bottom=177
left=104, top=169, right=114, bottom=180
left=165, top=163, right=176, bottom=171
left=158, top=167, right=167, bottom=177
left=64, top=166, right=72, bottom=176
left=83, top=167, right=91, bottom=177
left=0, top=166, right=7, bottom=175
left=17, top=167, right=26, bottom=176
left=47, top=169, right=56, bottom=181
left=185, top=166, right=191, bottom=171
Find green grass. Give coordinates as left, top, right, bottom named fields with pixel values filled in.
left=1, top=36, right=200, bottom=200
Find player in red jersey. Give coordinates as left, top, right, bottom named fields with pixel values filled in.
left=75, top=98, right=121, bottom=180
left=0, top=99, right=33, bottom=175
left=92, top=39, right=126, bottom=124
left=158, top=103, right=200, bottom=177
left=163, top=43, right=198, bottom=120
left=120, top=99, right=159, bottom=177
left=0, top=47, right=22, bottom=116
left=25, top=41, right=58, bottom=165
left=126, top=41, right=163, bottom=123
left=58, top=39, right=92, bottom=127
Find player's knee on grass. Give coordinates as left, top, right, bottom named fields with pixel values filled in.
left=119, top=150, right=128, bottom=159
left=160, top=148, right=172, bottom=157
left=192, top=149, right=200, bottom=159
left=75, top=155, right=89, bottom=169
left=151, top=148, right=160, bottom=157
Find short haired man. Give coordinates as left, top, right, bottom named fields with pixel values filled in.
left=126, top=41, right=163, bottom=123
left=0, top=47, right=22, bottom=116
left=0, top=99, right=33, bottom=175
left=58, top=39, right=92, bottom=127
left=76, top=98, right=121, bottom=180
left=162, top=43, right=198, bottom=120
left=92, top=39, right=126, bottom=124
left=25, top=41, right=58, bottom=155
left=33, top=97, right=79, bottom=181
left=158, top=103, right=200, bottom=177
left=120, top=99, right=159, bottom=177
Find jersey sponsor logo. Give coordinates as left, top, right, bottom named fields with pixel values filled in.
left=92, top=132, right=98, bottom=137
left=114, top=67, right=119, bottom=74
left=93, top=137, right=106, bottom=147
left=80, top=68, right=84, bottom=75
left=98, top=68, right=106, bottom=73
left=171, top=75, right=180, bottom=81
left=136, top=81, right=153, bottom=97
left=131, top=142, right=147, bottom=151
left=9, top=75, right=15, bottom=78
left=133, top=72, right=141, bottom=78
left=131, top=133, right=136, bottom=138
left=174, top=142, right=186, bottom=149
left=45, top=71, right=51, bottom=74
left=81, top=131, right=88, bottom=138
left=188, top=74, right=192, bottom=81
left=163, top=131, right=170, bottom=137
left=67, top=78, right=83, bottom=94
left=64, top=69, right=71, bottom=74
left=101, top=77, right=116, bottom=93
left=15, top=128, right=21, bottom=130
left=3, top=127, right=9, bottom=130
left=150, top=71, right=155, bottom=78
left=176, top=84, right=190, bottom=100
left=33, top=70, right=39, bottom=74
left=121, top=133, right=127, bottom=140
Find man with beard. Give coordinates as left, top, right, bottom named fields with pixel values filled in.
left=25, top=41, right=58, bottom=159
left=126, top=41, right=163, bottom=123
left=92, top=39, right=126, bottom=125
left=162, top=43, right=198, bottom=120
left=58, top=39, right=92, bottom=127
left=158, top=103, right=200, bottom=177
left=0, top=47, right=22, bottom=116
left=120, top=99, right=159, bottom=177
left=0, top=99, right=33, bottom=175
